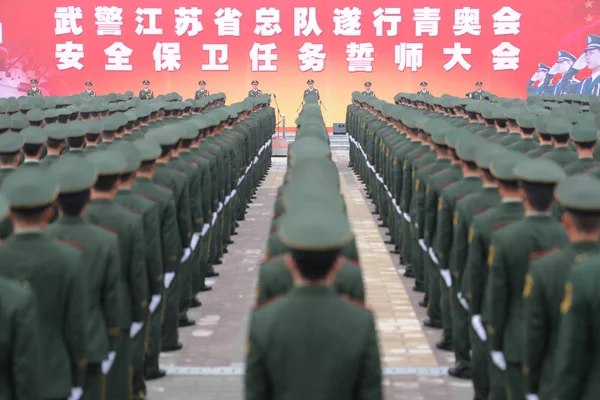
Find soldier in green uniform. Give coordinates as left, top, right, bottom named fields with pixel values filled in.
left=248, top=80, right=262, bottom=97
left=131, top=139, right=181, bottom=378
left=423, top=129, right=467, bottom=329
left=417, top=81, right=430, bottom=95
left=245, top=210, right=382, bottom=400
left=27, top=78, right=42, bottom=96
left=487, top=159, right=568, bottom=400
left=139, top=80, right=154, bottom=100
left=25, top=108, right=46, bottom=127
left=0, top=274, right=42, bottom=400
left=464, top=153, right=525, bottom=400
left=449, top=143, right=503, bottom=380
left=523, top=174, right=600, bottom=400
left=0, top=167, right=87, bottom=400
left=20, top=127, right=47, bottom=166
left=0, top=189, right=42, bottom=400
left=304, top=79, right=320, bottom=101
left=526, top=117, right=554, bottom=158
left=540, top=118, right=577, bottom=167
left=46, top=156, right=122, bottom=400
left=145, top=129, right=194, bottom=332
left=564, top=121, right=599, bottom=174
left=499, top=108, right=527, bottom=147
left=84, top=150, right=149, bottom=400
left=65, top=124, right=87, bottom=155
left=505, top=112, right=539, bottom=154
left=0, top=132, right=24, bottom=183
left=467, top=81, right=486, bottom=100
left=195, top=80, right=209, bottom=99
left=84, top=120, right=103, bottom=154
left=362, top=81, right=375, bottom=96
left=433, top=135, right=483, bottom=351
left=112, top=141, right=163, bottom=400
left=40, top=124, right=68, bottom=167
left=84, top=82, right=96, bottom=97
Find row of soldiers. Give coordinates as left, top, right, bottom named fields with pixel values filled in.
left=347, top=91, right=600, bottom=400
left=245, top=91, right=383, bottom=399
left=0, top=91, right=275, bottom=400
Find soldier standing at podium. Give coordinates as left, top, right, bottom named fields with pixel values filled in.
left=417, top=81, right=430, bottom=95
left=140, top=80, right=154, bottom=100
left=362, top=82, right=375, bottom=96
left=195, top=81, right=209, bottom=99
left=304, top=79, right=320, bottom=101
left=248, top=80, right=262, bottom=97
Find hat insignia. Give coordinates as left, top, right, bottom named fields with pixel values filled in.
left=557, top=50, right=561, bottom=56
left=588, top=36, right=592, bottom=44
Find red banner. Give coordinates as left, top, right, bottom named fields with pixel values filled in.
left=0, top=0, right=598, bottom=124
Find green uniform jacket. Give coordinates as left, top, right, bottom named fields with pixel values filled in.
left=540, top=147, right=578, bottom=167
left=433, top=176, right=482, bottom=271
left=153, top=164, right=192, bottom=248
left=139, top=89, right=154, bottom=100
left=132, top=177, right=183, bottom=270
left=0, top=232, right=87, bottom=397
left=85, top=198, right=149, bottom=326
left=453, top=187, right=500, bottom=289
left=487, top=215, right=568, bottom=362
left=423, top=164, right=462, bottom=248
left=554, top=253, right=600, bottom=400
left=523, top=241, right=600, bottom=398
left=413, top=158, right=450, bottom=240
left=40, top=154, right=60, bottom=168
left=564, top=157, right=599, bottom=175
left=169, top=156, right=204, bottom=233
left=0, top=277, right=42, bottom=400
left=465, top=201, right=524, bottom=316
left=498, top=133, right=522, bottom=147
left=46, top=216, right=122, bottom=361
left=180, top=151, right=212, bottom=226
left=115, top=190, right=163, bottom=297
left=256, top=255, right=365, bottom=304
left=245, top=286, right=382, bottom=400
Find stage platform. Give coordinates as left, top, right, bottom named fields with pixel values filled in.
left=271, top=132, right=349, bottom=157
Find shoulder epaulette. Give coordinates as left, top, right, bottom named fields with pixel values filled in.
left=341, top=294, right=372, bottom=310
left=93, top=224, right=117, bottom=233
left=474, top=207, right=490, bottom=215
left=171, top=168, right=187, bottom=176
left=253, top=295, right=283, bottom=310
left=493, top=220, right=516, bottom=231
left=185, top=160, right=198, bottom=167
left=54, top=238, right=82, bottom=250
left=342, top=257, right=361, bottom=267
left=121, top=206, right=141, bottom=215
left=155, top=183, right=173, bottom=192
left=138, top=193, right=156, bottom=202
left=529, top=247, right=560, bottom=261
left=259, top=253, right=285, bottom=266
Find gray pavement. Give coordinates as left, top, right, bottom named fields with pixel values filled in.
left=147, top=151, right=474, bottom=400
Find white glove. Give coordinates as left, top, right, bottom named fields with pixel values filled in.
left=231, top=189, right=237, bottom=198
left=164, top=272, right=175, bottom=289
left=217, top=202, right=223, bottom=213
left=201, top=223, right=210, bottom=237
left=395, top=205, right=402, bottom=215
left=428, top=247, right=439, bottom=265
left=190, top=233, right=201, bottom=251
left=491, top=351, right=507, bottom=371
left=101, top=351, right=116, bottom=374
left=211, top=212, right=217, bottom=226
left=224, top=195, right=230, bottom=205
left=574, top=53, right=587, bottom=70
left=180, top=247, right=191, bottom=263
left=254, top=156, right=259, bottom=164
left=526, top=394, right=540, bottom=400
left=457, top=292, right=469, bottom=310
left=440, top=269, right=452, bottom=287
left=68, top=387, right=83, bottom=400
left=129, top=322, right=144, bottom=338
left=149, top=294, right=162, bottom=313
left=471, top=315, right=487, bottom=341
left=387, top=190, right=392, bottom=198
left=549, top=63, right=559, bottom=74
left=403, top=213, right=411, bottom=223
left=418, top=239, right=427, bottom=252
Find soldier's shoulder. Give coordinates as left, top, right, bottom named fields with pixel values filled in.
left=0, top=277, right=33, bottom=311
left=88, top=223, right=119, bottom=241
left=529, top=247, right=563, bottom=273
left=252, top=295, right=286, bottom=314
left=339, top=294, right=373, bottom=315
left=259, top=254, right=286, bottom=270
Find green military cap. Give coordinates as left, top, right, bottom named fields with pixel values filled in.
left=20, top=127, right=47, bottom=144
left=143, top=80, right=150, bottom=85
left=514, top=158, right=565, bottom=184
left=18, top=99, right=33, bottom=112
left=44, top=109, right=61, bottom=120
left=456, top=136, right=483, bottom=162
left=545, top=118, right=572, bottom=136
left=5, top=98, right=19, bottom=113
left=431, top=131, right=449, bottom=145
left=112, top=141, right=142, bottom=173
left=25, top=109, right=45, bottom=123
left=503, top=107, right=523, bottom=120
left=0, top=115, right=10, bottom=130
left=490, top=153, right=524, bottom=181
left=420, top=81, right=428, bottom=87
left=490, top=107, right=507, bottom=120
left=43, top=124, right=68, bottom=140
left=49, top=155, right=97, bottom=194
left=445, top=129, right=472, bottom=149
left=85, top=81, right=93, bottom=87
left=251, top=80, right=259, bottom=85
left=364, top=81, right=372, bottom=87
left=569, top=121, right=597, bottom=143
left=0, top=132, right=24, bottom=153
left=515, top=112, right=536, bottom=129
left=145, top=127, right=179, bottom=146
left=198, top=80, right=206, bottom=85
left=30, top=78, right=38, bottom=84
left=133, top=139, right=162, bottom=162
left=100, top=116, right=120, bottom=132
left=67, top=124, right=86, bottom=138
left=85, top=120, right=104, bottom=135
left=85, top=150, right=127, bottom=176
left=1, top=167, right=59, bottom=208
left=278, top=209, right=352, bottom=251
left=475, top=143, right=505, bottom=169
left=10, top=113, right=28, bottom=131
left=178, top=122, right=199, bottom=140
left=556, top=174, right=600, bottom=211
left=307, top=79, right=315, bottom=84
left=476, top=81, right=483, bottom=86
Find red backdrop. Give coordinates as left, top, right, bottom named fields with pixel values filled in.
left=0, top=0, right=598, bottom=124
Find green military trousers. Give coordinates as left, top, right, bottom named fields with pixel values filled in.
left=83, top=364, right=103, bottom=400
left=161, top=272, right=180, bottom=349
left=440, top=277, right=453, bottom=345
left=426, top=258, right=442, bottom=325
left=451, top=291, right=471, bottom=375
left=106, top=329, right=132, bottom=400
left=505, top=363, right=524, bottom=400
left=145, top=293, right=165, bottom=377
left=470, top=328, right=489, bottom=400
left=132, top=318, right=149, bottom=400
left=411, top=231, right=425, bottom=291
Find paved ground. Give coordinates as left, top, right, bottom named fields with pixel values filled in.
left=147, top=150, right=474, bottom=400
